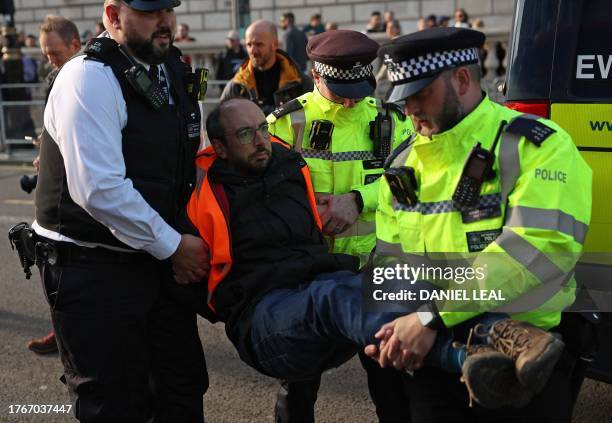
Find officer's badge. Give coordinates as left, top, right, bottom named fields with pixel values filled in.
left=384, top=54, right=398, bottom=72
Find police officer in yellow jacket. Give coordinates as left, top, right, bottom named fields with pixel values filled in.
left=267, top=30, right=414, bottom=423
left=366, top=28, right=592, bottom=421
left=268, top=30, right=413, bottom=266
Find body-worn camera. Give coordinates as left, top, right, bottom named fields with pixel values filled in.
left=185, top=67, right=209, bottom=101
left=309, top=120, right=334, bottom=150
left=385, top=166, right=418, bottom=206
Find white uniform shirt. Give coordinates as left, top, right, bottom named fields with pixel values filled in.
left=34, top=41, right=180, bottom=260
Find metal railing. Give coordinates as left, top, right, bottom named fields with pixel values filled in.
left=0, top=80, right=229, bottom=159
left=2, top=28, right=510, bottom=158
left=0, top=82, right=46, bottom=160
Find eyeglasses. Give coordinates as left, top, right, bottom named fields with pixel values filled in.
left=228, top=122, right=270, bottom=145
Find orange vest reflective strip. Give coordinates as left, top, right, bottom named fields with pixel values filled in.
left=187, top=137, right=321, bottom=312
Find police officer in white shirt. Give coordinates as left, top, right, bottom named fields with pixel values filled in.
left=34, top=0, right=209, bottom=420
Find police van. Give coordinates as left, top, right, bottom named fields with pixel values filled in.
left=504, top=0, right=611, bottom=384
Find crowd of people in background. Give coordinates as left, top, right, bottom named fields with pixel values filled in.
left=0, top=6, right=485, bottom=91
left=213, top=7, right=485, bottom=87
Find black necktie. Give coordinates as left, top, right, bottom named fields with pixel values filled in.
left=149, top=64, right=169, bottom=102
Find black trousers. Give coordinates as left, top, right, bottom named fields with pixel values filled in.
left=274, top=351, right=411, bottom=423
left=150, top=278, right=210, bottom=423
left=405, top=351, right=576, bottom=423
left=41, top=256, right=207, bottom=422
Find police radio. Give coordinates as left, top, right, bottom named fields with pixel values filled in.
left=384, top=166, right=418, bottom=207
left=118, top=45, right=168, bottom=110
left=309, top=120, right=334, bottom=150
left=452, top=121, right=507, bottom=208
left=369, top=108, right=393, bottom=158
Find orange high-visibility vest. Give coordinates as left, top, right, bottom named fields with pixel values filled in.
left=186, top=137, right=322, bottom=311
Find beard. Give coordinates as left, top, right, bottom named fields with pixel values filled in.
left=125, top=27, right=173, bottom=64
left=434, top=77, right=465, bottom=134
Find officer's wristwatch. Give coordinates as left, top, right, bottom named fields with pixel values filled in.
left=417, top=302, right=445, bottom=331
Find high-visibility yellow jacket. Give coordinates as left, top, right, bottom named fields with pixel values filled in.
left=376, top=96, right=592, bottom=330
left=267, top=89, right=414, bottom=264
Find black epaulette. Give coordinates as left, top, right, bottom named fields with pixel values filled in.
left=384, top=133, right=416, bottom=169
left=385, top=102, right=406, bottom=121
left=271, top=98, right=303, bottom=119
left=83, top=37, right=119, bottom=61
left=505, top=115, right=556, bottom=147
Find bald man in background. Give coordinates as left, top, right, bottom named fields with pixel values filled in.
left=220, top=20, right=312, bottom=114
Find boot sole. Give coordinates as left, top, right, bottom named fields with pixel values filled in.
left=517, top=338, right=564, bottom=393
left=463, top=353, right=533, bottom=409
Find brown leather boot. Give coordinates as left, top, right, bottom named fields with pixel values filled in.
left=485, top=319, right=564, bottom=393
left=458, top=340, right=534, bottom=409
left=27, top=331, right=58, bottom=355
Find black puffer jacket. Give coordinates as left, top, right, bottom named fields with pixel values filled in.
left=209, top=143, right=359, bottom=365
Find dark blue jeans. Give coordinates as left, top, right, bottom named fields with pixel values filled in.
left=250, top=271, right=489, bottom=381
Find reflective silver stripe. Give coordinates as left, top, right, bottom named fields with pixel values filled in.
left=335, top=220, right=376, bottom=239
left=393, top=193, right=501, bottom=215
left=495, top=228, right=574, bottom=312
left=195, top=167, right=206, bottom=198
left=375, top=239, right=404, bottom=256
left=506, top=206, right=589, bottom=244
left=290, top=108, right=306, bottom=153
left=499, top=130, right=521, bottom=208
left=390, top=140, right=415, bottom=168
left=497, top=228, right=566, bottom=283
left=373, top=243, right=462, bottom=269
left=301, top=149, right=376, bottom=162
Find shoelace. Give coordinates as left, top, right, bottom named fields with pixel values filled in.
left=459, top=328, right=476, bottom=408
left=492, top=323, right=531, bottom=359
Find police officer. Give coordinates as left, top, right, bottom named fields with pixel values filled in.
left=366, top=27, right=592, bottom=422
left=267, top=29, right=414, bottom=423
left=34, top=0, right=209, bottom=421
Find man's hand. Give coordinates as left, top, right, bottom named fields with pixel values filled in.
left=171, top=234, right=210, bottom=285
left=365, top=313, right=438, bottom=371
left=33, top=155, right=40, bottom=173
left=316, top=192, right=360, bottom=235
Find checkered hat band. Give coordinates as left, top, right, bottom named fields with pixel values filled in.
left=313, top=61, right=373, bottom=81
left=385, top=47, right=479, bottom=83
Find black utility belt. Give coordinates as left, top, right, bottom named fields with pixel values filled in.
left=49, top=240, right=153, bottom=265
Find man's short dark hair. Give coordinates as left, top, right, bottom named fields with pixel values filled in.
left=39, top=15, right=79, bottom=46
left=282, top=12, right=295, bottom=25
left=206, top=104, right=225, bottom=143
left=371, top=11, right=381, bottom=17
left=467, top=62, right=481, bottom=82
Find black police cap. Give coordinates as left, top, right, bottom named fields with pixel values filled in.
left=378, top=27, right=485, bottom=102
left=307, top=30, right=379, bottom=99
left=123, top=0, right=181, bottom=12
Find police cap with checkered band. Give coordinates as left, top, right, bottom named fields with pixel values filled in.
left=379, top=27, right=485, bottom=103
left=307, top=30, right=379, bottom=99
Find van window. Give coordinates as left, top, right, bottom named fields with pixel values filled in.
left=556, top=0, right=612, bottom=101
left=505, top=0, right=558, bottom=101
